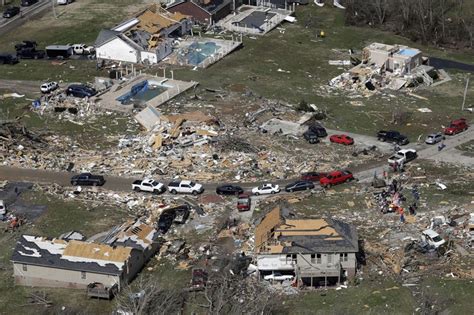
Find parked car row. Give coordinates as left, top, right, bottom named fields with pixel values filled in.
left=424, top=118, right=468, bottom=144
left=1, top=41, right=96, bottom=68
left=376, top=118, right=468, bottom=148
left=132, top=179, right=204, bottom=195
left=39, top=82, right=97, bottom=97
left=78, top=171, right=357, bottom=196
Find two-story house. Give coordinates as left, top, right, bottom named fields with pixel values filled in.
left=255, top=207, right=358, bottom=288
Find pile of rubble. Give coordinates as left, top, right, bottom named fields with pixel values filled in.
left=328, top=43, right=451, bottom=94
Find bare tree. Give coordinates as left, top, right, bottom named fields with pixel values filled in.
left=115, top=276, right=183, bottom=315
left=201, top=273, right=276, bottom=315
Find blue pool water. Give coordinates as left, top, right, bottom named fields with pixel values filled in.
left=116, top=80, right=167, bottom=105
left=179, top=42, right=220, bottom=66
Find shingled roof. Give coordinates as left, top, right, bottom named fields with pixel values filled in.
left=255, top=207, right=358, bottom=254
left=11, top=235, right=134, bottom=275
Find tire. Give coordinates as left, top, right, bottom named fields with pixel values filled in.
left=192, top=190, right=198, bottom=196
left=93, top=182, right=97, bottom=186
left=170, top=189, right=177, bottom=195
left=134, top=187, right=140, bottom=192
left=289, top=189, right=293, bottom=193
left=380, top=138, right=386, bottom=142
left=271, top=191, right=275, bottom=194
left=71, top=181, right=77, bottom=186
left=326, top=184, right=331, bottom=188
left=255, top=192, right=260, bottom=196
left=153, top=189, right=160, bottom=194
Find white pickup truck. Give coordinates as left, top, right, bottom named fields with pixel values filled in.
left=388, top=149, right=417, bottom=165
left=71, top=43, right=95, bottom=55
left=168, top=180, right=204, bottom=195
left=132, top=179, right=166, bottom=194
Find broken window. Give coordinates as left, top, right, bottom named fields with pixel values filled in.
left=81, top=271, right=86, bottom=279
left=311, top=254, right=316, bottom=263
left=291, top=254, right=297, bottom=260
left=317, top=254, right=321, bottom=264
left=340, top=253, right=348, bottom=262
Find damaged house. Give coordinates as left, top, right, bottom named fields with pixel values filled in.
left=11, top=219, right=160, bottom=297
left=330, top=42, right=446, bottom=91
left=95, top=5, right=192, bottom=64
left=167, top=0, right=233, bottom=26
left=255, top=207, right=358, bottom=288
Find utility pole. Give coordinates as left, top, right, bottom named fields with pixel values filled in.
left=51, top=0, right=57, bottom=19
left=461, top=75, right=470, bottom=111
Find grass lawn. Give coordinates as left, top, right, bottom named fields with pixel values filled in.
left=456, top=139, right=474, bottom=156
left=0, top=0, right=147, bottom=82
left=0, top=189, right=126, bottom=315
left=418, top=277, right=474, bottom=314
left=279, top=278, right=415, bottom=315
left=1, top=91, right=138, bottom=148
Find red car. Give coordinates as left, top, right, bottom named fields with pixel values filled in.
left=444, top=118, right=468, bottom=135
left=237, top=194, right=251, bottom=212
left=320, top=170, right=354, bottom=188
left=301, top=172, right=328, bottom=182
left=329, top=134, right=354, bottom=145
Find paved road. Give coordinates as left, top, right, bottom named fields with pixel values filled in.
left=1, top=126, right=473, bottom=193
left=0, top=79, right=42, bottom=95
left=0, top=1, right=50, bottom=36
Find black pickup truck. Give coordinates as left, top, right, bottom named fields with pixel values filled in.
left=70, top=173, right=105, bottom=186
left=377, top=130, right=409, bottom=145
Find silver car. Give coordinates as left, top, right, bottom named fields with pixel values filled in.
left=425, top=133, right=444, bottom=144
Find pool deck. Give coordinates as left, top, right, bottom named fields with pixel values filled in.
left=218, top=5, right=293, bottom=36
left=96, top=74, right=198, bottom=112
left=165, top=36, right=242, bottom=69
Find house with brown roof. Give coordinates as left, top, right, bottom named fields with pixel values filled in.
left=11, top=219, right=160, bottom=297
left=255, top=207, right=358, bottom=287
left=167, top=0, right=233, bottom=26
left=95, top=5, right=192, bottom=64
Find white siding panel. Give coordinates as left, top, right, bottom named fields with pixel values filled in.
left=96, top=38, right=138, bottom=63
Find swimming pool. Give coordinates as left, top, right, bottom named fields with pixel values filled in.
left=178, top=42, right=221, bottom=66
left=116, top=80, right=168, bottom=106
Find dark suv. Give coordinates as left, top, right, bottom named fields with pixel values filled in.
left=3, top=7, right=20, bottom=18
left=377, top=130, right=409, bottom=145
left=70, top=173, right=105, bottom=186
left=21, top=0, right=38, bottom=6
left=308, top=123, right=327, bottom=137
left=158, top=209, right=177, bottom=234
left=16, top=48, right=45, bottom=59
left=66, top=84, right=97, bottom=98
left=15, top=41, right=37, bottom=51
left=0, top=54, right=18, bottom=65
left=303, top=130, right=320, bottom=144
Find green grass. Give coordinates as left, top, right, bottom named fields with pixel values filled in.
left=279, top=279, right=415, bottom=315
left=456, top=139, right=474, bottom=157
left=418, top=278, right=474, bottom=314
left=0, top=189, right=126, bottom=315
left=1, top=92, right=138, bottom=148
left=0, top=0, right=145, bottom=82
